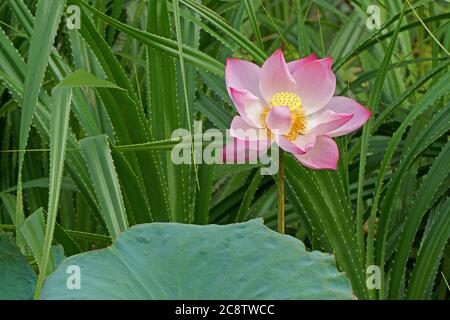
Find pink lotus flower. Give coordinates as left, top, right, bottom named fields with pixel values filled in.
left=222, top=49, right=372, bottom=170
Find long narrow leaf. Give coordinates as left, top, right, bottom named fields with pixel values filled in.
left=35, top=86, right=72, bottom=298
left=80, top=135, right=129, bottom=239
left=15, top=0, right=66, bottom=252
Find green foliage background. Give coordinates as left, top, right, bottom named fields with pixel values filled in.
left=0, top=0, right=449, bottom=299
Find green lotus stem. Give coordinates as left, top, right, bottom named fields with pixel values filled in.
left=277, top=149, right=285, bottom=234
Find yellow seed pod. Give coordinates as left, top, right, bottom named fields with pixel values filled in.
left=270, top=92, right=302, bottom=111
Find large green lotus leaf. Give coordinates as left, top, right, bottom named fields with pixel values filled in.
left=41, top=219, right=352, bottom=299
left=0, top=233, right=37, bottom=299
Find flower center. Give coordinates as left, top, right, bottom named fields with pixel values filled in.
left=261, top=92, right=307, bottom=141
left=271, top=92, right=302, bottom=112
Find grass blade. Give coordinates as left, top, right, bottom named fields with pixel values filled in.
left=80, top=135, right=129, bottom=239
left=22, top=208, right=60, bottom=275
left=71, top=0, right=224, bottom=76
left=407, top=195, right=450, bottom=299
left=34, top=86, right=72, bottom=298
left=15, top=0, right=66, bottom=252
left=389, top=142, right=450, bottom=298
left=243, top=0, right=264, bottom=51
left=358, top=8, right=405, bottom=299
left=296, top=0, right=310, bottom=57
left=235, top=169, right=262, bottom=222
left=194, top=163, right=215, bottom=225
